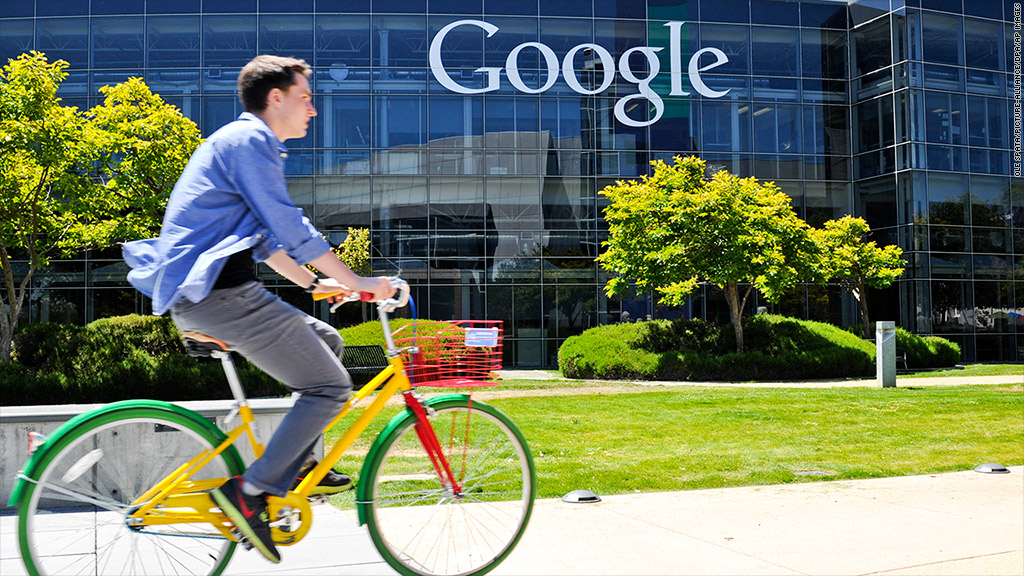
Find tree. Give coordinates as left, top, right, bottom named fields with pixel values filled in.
left=0, top=52, right=201, bottom=362
left=332, top=227, right=371, bottom=275
left=812, top=216, right=905, bottom=339
left=597, top=156, right=818, bottom=353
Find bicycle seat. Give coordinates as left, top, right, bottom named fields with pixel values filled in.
left=181, top=331, right=231, bottom=357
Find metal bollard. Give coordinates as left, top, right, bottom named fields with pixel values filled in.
left=876, top=321, right=897, bottom=388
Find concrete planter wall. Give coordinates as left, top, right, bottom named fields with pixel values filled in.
left=0, top=398, right=319, bottom=510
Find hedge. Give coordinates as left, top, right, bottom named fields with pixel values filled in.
left=5, top=315, right=284, bottom=406
left=558, top=314, right=957, bottom=381
left=3, top=315, right=464, bottom=406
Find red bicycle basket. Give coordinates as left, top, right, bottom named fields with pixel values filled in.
left=392, top=320, right=503, bottom=388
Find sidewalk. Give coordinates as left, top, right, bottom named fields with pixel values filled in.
left=227, top=466, right=1024, bottom=576
left=5, top=467, right=1019, bottom=575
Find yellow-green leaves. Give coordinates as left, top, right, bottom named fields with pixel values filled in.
left=1, top=52, right=202, bottom=361
left=597, top=156, right=816, bottom=352
left=598, top=156, right=814, bottom=305
left=811, top=216, right=906, bottom=337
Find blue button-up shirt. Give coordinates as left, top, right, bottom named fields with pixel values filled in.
left=123, top=113, right=329, bottom=315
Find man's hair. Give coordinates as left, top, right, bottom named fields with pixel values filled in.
left=237, top=55, right=311, bottom=112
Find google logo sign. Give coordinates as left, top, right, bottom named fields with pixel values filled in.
left=429, top=20, right=732, bottom=128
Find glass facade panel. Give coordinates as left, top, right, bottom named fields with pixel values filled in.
left=0, top=19, right=33, bottom=64
left=699, top=24, right=749, bottom=75
left=372, top=15, right=427, bottom=67
left=202, top=15, right=256, bottom=67
left=750, top=26, right=799, bottom=76
left=37, top=18, right=89, bottom=69
left=316, top=15, right=371, bottom=67
left=91, top=17, right=144, bottom=69
left=852, top=16, right=891, bottom=77
left=148, top=16, right=201, bottom=68
left=921, top=12, right=963, bottom=66
left=963, top=17, right=1002, bottom=71
left=316, top=176, right=371, bottom=228
left=259, top=14, right=314, bottom=64
left=2, top=1, right=1017, bottom=363
left=316, top=94, right=371, bottom=148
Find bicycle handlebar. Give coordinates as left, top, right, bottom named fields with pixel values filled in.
left=312, top=277, right=410, bottom=314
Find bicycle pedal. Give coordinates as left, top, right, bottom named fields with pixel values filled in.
left=230, top=528, right=253, bottom=550
left=307, top=494, right=331, bottom=505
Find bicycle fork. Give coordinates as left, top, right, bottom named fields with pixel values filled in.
left=402, top=390, right=464, bottom=497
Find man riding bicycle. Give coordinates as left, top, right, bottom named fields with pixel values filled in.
left=123, top=54, right=394, bottom=564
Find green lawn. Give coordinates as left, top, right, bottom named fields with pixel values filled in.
left=900, top=363, right=1024, bottom=378
left=325, top=382, right=1023, bottom=504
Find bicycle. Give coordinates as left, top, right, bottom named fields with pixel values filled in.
left=9, top=279, right=536, bottom=576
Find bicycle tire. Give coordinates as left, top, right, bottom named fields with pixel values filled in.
left=16, top=403, right=245, bottom=576
left=359, top=395, right=535, bottom=576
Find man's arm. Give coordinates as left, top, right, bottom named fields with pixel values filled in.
left=264, top=249, right=394, bottom=300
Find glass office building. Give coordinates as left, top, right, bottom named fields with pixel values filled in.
left=1, top=0, right=1020, bottom=364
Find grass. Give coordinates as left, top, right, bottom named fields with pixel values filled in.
left=323, top=380, right=1023, bottom=506
left=899, top=364, right=1024, bottom=378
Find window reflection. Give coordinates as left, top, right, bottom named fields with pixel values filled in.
left=148, top=16, right=201, bottom=67
left=92, top=17, right=143, bottom=69
left=851, top=17, right=890, bottom=77
left=316, top=176, right=371, bottom=228
left=699, top=24, right=749, bottom=75
left=202, top=15, right=256, bottom=67
left=927, top=173, right=969, bottom=225
left=922, top=12, right=963, bottom=67
left=751, top=26, right=798, bottom=76
left=37, top=18, right=89, bottom=69
left=259, top=14, right=314, bottom=63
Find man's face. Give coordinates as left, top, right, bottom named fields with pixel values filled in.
left=274, top=73, right=317, bottom=141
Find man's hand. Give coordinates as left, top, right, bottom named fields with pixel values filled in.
left=313, top=278, right=354, bottom=303
left=361, top=277, right=397, bottom=301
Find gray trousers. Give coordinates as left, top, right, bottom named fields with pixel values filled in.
left=171, top=280, right=351, bottom=496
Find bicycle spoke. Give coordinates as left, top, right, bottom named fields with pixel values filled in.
left=365, top=401, right=533, bottom=576
left=20, top=412, right=239, bottom=576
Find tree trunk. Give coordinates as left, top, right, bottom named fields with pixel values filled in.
left=0, top=241, right=30, bottom=363
left=859, top=280, right=871, bottom=339
left=725, top=281, right=744, bottom=353
left=0, top=306, right=11, bottom=363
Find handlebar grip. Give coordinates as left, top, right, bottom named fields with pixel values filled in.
left=312, top=291, right=377, bottom=302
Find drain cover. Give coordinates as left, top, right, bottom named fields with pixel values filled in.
left=562, top=489, right=601, bottom=503
left=974, top=463, right=1010, bottom=474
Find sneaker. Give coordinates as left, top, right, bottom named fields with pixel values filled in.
left=211, top=476, right=281, bottom=564
left=292, top=458, right=353, bottom=495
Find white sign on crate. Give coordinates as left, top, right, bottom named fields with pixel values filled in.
left=464, top=327, right=499, bottom=347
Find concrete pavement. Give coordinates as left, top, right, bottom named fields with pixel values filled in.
left=3, top=466, right=1021, bottom=575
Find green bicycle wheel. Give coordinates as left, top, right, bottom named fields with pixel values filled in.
left=16, top=402, right=244, bottom=576
left=359, top=395, right=535, bottom=576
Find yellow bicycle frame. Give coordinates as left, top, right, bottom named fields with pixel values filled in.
left=126, top=354, right=415, bottom=546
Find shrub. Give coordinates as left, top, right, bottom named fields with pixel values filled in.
left=895, top=328, right=960, bottom=368
left=4, top=315, right=286, bottom=405
left=0, top=362, right=66, bottom=405
left=841, top=324, right=961, bottom=369
left=338, top=317, right=418, bottom=346
left=11, top=322, right=85, bottom=374
left=559, top=315, right=875, bottom=381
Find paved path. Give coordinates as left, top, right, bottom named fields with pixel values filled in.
left=3, top=467, right=1021, bottom=575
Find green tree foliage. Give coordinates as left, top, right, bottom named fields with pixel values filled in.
left=597, top=156, right=818, bottom=353
left=0, top=52, right=201, bottom=362
left=812, top=216, right=905, bottom=338
left=333, top=226, right=371, bottom=274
